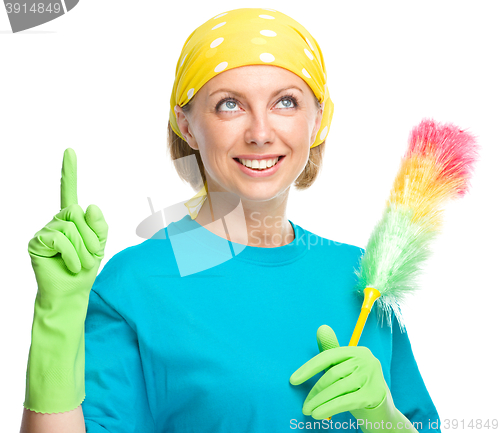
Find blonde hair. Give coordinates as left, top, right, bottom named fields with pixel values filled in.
left=167, top=99, right=326, bottom=192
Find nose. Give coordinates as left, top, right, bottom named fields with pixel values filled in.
left=244, top=109, right=276, bottom=147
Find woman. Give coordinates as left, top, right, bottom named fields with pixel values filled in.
left=21, top=8, right=439, bottom=433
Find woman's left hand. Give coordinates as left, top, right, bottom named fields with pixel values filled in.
left=289, top=346, right=388, bottom=420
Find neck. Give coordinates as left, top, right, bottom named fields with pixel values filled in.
left=194, top=179, right=294, bottom=248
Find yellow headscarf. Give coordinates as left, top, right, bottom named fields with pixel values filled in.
left=168, top=7, right=334, bottom=218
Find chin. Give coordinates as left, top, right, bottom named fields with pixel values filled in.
left=235, top=183, right=290, bottom=202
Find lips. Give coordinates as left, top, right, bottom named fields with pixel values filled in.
left=233, top=155, right=286, bottom=178
left=234, top=156, right=284, bottom=170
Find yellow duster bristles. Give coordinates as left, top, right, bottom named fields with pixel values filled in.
left=389, top=152, right=464, bottom=226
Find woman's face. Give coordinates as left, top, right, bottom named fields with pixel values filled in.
left=174, top=65, right=324, bottom=203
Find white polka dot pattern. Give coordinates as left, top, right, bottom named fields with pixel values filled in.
left=210, top=37, right=224, bottom=48
left=320, top=126, right=328, bottom=141
left=305, top=37, right=314, bottom=51
left=214, top=62, right=228, bottom=73
left=304, top=48, right=313, bottom=60
left=259, top=53, right=275, bottom=63
left=260, top=30, right=276, bottom=37
left=211, top=22, right=226, bottom=30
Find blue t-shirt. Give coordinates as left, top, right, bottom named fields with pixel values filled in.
left=82, top=215, right=440, bottom=432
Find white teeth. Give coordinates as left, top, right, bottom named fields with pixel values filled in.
left=238, top=157, right=280, bottom=170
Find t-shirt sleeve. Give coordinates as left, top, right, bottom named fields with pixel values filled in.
left=82, top=283, right=155, bottom=432
left=390, top=315, right=441, bottom=433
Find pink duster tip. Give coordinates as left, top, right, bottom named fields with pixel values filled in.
left=406, top=118, right=480, bottom=197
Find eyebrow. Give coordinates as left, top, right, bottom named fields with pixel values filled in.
left=209, top=85, right=304, bottom=98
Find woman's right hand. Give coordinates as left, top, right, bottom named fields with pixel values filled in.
left=28, top=148, right=108, bottom=299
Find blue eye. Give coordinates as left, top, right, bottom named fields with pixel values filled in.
left=276, top=97, right=296, bottom=109
left=218, top=100, right=238, bottom=112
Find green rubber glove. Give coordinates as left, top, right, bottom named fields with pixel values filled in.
left=290, top=325, right=418, bottom=432
left=23, top=148, right=108, bottom=414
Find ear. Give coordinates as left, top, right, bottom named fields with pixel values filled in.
left=174, top=104, right=199, bottom=151
left=311, top=102, right=325, bottom=145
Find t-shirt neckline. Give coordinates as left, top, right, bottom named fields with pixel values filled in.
left=170, top=214, right=307, bottom=265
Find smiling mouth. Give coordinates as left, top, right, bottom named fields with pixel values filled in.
left=233, top=156, right=285, bottom=171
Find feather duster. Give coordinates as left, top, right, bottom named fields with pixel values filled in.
left=350, top=119, right=479, bottom=345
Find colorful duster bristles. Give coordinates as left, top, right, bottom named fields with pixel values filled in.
left=352, top=118, right=480, bottom=335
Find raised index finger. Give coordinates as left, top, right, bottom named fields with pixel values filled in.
left=60, top=148, right=78, bottom=210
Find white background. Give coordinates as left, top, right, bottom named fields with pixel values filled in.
left=1, top=0, right=499, bottom=431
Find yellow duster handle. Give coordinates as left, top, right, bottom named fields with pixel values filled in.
left=348, top=287, right=381, bottom=346
left=325, top=286, right=382, bottom=421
